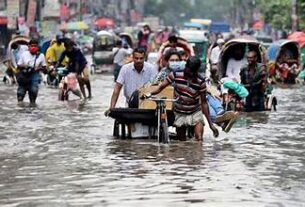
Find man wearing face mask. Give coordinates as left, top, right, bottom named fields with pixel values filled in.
left=17, top=39, right=47, bottom=107
left=151, top=49, right=186, bottom=85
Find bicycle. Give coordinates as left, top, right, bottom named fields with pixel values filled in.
left=57, top=67, right=70, bottom=101
left=145, top=95, right=177, bottom=144
left=45, top=65, right=66, bottom=87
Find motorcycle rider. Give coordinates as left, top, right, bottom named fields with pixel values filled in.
left=57, top=39, right=92, bottom=99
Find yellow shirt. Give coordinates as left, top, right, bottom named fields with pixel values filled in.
left=46, top=43, right=68, bottom=66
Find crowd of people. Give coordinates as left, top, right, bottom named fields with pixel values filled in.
left=2, top=24, right=275, bottom=141
left=3, top=34, right=92, bottom=106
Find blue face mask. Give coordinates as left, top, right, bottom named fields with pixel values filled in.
left=169, top=61, right=186, bottom=71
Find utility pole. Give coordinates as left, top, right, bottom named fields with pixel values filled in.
left=79, top=0, right=82, bottom=21
left=291, top=0, right=298, bottom=32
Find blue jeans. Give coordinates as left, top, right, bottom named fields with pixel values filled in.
left=207, top=95, right=224, bottom=122
left=17, top=72, right=40, bottom=103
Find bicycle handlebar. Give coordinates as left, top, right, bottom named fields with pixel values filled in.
left=147, top=96, right=178, bottom=102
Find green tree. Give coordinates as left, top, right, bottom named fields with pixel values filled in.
left=256, top=0, right=291, bottom=30
left=298, top=0, right=305, bottom=30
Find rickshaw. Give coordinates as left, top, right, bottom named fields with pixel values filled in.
left=218, top=37, right=267, bottom=78
left=218, top=38, right=276, bottom=112
left=2, top=35, right=30, bottom=85
left=267, top=40, right=301, bottom=84
left=178, top=30, right=208, bottom=73
left=91, top=30, right=118, bottom=73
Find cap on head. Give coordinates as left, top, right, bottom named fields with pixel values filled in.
left=56, top=34, right=63, bottom=42
left=217, top=38, right=225, bottom=44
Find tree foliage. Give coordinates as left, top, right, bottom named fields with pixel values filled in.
left=142, top=0, right=305, bottom=31
left=256, top=0, right=291, bottom=30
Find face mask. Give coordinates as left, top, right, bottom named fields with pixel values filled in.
left=29, top=46, right=39, bottom=54
left=169, top=61, right=186, bottom=71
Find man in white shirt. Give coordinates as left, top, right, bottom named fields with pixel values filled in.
left=9, top=43, right=29, bottom=69
left=107, top=47, right=157, bottom=109
left=210, top=38, right=224, bottom=66
left=113, top=40, right=132, bottom=81
left=17, top=39, right=47, bottom=107
left=226, top=46, right=247, bottom=82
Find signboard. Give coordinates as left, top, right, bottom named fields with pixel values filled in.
left=7, top=0, right=19, bottom=29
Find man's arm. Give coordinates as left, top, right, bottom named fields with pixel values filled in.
left=149, top=78, right=170, bottom=96
left=200, top=92, right=219, bottom=137
left=10, top=50, right=17, bottom=68
left=110, top=83, right=123, bottom=108
left=56, top=50, right=66, bottom=67
left=200, top=92, right=213, bottom=126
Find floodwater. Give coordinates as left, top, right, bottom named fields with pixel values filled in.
left=0, top=69, right=305, bottom=206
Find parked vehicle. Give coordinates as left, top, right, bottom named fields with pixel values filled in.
left=179, top=30, right=209, bottom=72
left=218, top=38, right=276, bottom=112
left=218, top=37, right=267, bottom=78
left=91, top=30, right=118, bottom=73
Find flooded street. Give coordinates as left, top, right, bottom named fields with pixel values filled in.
left=0, top=71, right=305, bottom=206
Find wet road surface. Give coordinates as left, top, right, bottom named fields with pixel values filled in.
left=0, top=69, right=305, bottom=206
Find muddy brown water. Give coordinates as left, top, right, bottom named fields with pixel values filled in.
left=0, top=70, right=304, bottom=206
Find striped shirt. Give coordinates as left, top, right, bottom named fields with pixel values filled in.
left=166, top=70, right=207, bottom=114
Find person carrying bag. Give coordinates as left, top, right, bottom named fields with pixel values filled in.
left=16, top=39, right=47, bottom=107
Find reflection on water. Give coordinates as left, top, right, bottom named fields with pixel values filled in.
left=0, top=76, right=305, bottom=206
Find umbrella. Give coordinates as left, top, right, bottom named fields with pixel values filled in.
left=252, top=21, right=264, bottom=30
left=288, top=31, right=305, bottom=48
left=94, top=18, right=114, bottom=28
left=60, top=21, right=89, bottom=31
